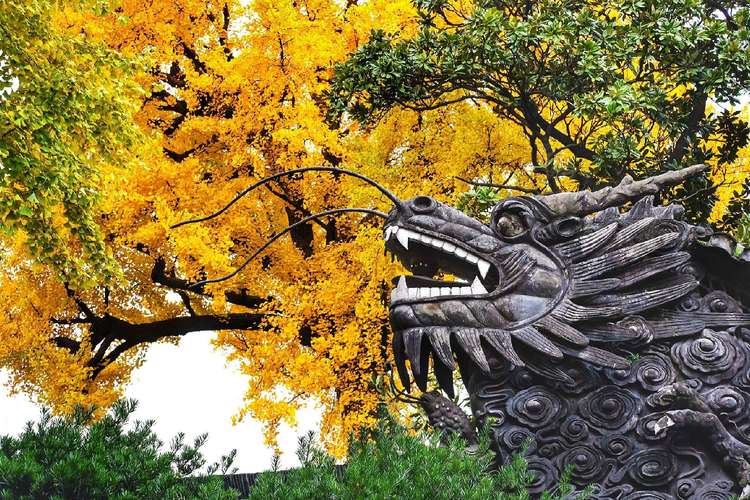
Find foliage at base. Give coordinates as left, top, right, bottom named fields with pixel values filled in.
left=250, top=413, right=582, bottom=499
left=0, top=399, right=237, bottom=500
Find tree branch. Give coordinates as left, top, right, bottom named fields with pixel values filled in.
left=163, top=145, right=198, bottom=162
left=520, top=96, right=596, bottom=162
left=162, top=135, right=217, bottom=162
left=114, top=313, right=265, bottom=343
left=181, top=42, right=207, bottom=73
left=177, top=291, right=197, bottom=316
left=86, top=311, right=267, bottom=378
left=52, top=336, right=81, bottom=353
left=150, top=257, right=268, bottom=309
left=668, top=91, right=708, bottom=164
left=64, top=284, right=95, bottom=319
left=454, top=176, right=540, bottom=194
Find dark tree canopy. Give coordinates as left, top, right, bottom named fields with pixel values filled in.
left=328, top=0, right=750, bottom=226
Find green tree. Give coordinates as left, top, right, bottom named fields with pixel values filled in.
left=328, top=0, right=750, bottom=226
left=0, top=400, right=237, bottom=500
left=0, top=0, right=142, bottom=288
left=251, top=415, right=580, bottom=499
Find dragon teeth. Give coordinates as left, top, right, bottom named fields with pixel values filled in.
left=384, top=225, right=494, bottom=281
left=396, top=229, right=409, bottom=249
left=397, top=276, right=407, bottom=291
left=477, top=260, right=490, bottom=278
left=390, top=276, right=408, bottom=302
left=471, top=276, right=488, bottom=294
left=390, top=278, right=489, bottom=303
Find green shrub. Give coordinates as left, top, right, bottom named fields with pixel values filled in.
left=0, top=399, right=237, bottom=500
left=250, top=414, right=580, bottom=500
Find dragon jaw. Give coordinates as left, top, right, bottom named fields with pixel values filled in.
left=384, top=223, right=499, bottom=303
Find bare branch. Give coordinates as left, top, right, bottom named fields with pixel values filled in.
left=454, top=176, right=540, bottom=194
left=668, top=91, right=708, bottom=164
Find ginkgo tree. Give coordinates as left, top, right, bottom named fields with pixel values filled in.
left=1, top=0, right=532, bottom=454
left=0, top=0, right=748, bottom=457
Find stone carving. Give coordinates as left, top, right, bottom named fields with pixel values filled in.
left=177, top=163, right=750, bottom=498
left=383, top=165, right=750, bottom=497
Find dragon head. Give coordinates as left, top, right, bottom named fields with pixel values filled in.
left=385, top=195, right=568, bottom=332
left=179, top=164, right=731, bottom=399
left=383, top=182, right=713, bottom=396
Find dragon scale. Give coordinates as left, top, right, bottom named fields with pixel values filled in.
left=386, top=186, right=750, bottom=498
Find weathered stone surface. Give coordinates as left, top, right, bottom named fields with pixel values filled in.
left=386, top=166, right=750, bottom=497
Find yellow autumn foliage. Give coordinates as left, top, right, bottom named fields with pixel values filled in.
left=2, top=0, right=748, bottom=458
left=0, top=0, right=535, bottom=454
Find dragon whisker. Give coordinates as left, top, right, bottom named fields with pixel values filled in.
left=171, top=166, right=403, bottom=229
left=189, top=208, right=388, bottom=288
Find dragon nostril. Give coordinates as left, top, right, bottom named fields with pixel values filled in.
left=412, top=196, right=436, bottom=213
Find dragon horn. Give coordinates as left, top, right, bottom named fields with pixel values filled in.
left=536, top=164, right=708, bottom=217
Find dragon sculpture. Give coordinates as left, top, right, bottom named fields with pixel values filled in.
left=181, top=163, right=750, bottom=498
left=385, top=164, right=750, bottom=498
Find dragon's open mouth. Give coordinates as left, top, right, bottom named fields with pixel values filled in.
left=384, top=224, right=500, bottom=304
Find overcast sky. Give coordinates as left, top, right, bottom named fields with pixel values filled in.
left=0, top=332, right=320, bottom=474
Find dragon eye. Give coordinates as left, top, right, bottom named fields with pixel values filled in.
left=411, top=196, right=436, bottom=213
left=493, top=212, right=527, bottom=238
left=490, top=197, right=543, bottom=239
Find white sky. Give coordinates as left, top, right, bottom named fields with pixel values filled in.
left=0, top=332, right=320, bottom=474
